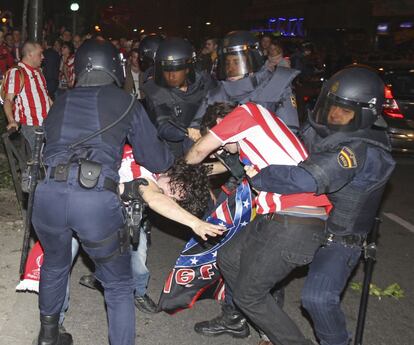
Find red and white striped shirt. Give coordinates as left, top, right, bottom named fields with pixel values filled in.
left=3, top=61, right=50, bottom=126
left=119, top=144, right=159, bottom=183
left=210, top=102, right=331, bottom=215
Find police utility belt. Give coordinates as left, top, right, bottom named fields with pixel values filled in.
left=41, top=94, right=137, bottom=193
left=45, top=160, right=118, bottom=193
left=266, top=208, right=365, bottom=247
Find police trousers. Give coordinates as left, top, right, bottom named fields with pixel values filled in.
left=217, top=214, right=325, bottom=345
left=32, top=179, right=135, bottom=345
left=302, top=242, right=361, bottom=345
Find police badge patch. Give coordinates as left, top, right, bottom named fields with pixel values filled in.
left=337, top=146, right=357, bottom=169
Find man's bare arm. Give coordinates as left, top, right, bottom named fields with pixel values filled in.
left=120, top=179, right=224, bottom=240
left=3, top=93, right=18, bottom=130
left=185, top=132, right=222, bottom=164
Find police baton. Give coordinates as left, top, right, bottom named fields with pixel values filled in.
left=354, top=216, right=381, bottom=345
left=19, top=128, right=44, bottom=276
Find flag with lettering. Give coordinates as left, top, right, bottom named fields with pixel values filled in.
left=158, top=180, right=254, bottom=313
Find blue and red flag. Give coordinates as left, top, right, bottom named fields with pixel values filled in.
left=158, top=180, right=254, bottom=313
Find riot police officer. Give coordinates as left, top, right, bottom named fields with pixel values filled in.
left=32, top=39, right=173, bottom=345
left=241, top=66, right=395, bottom=345
left=189, top=30, right=300, bottom=133
left=143, top=37, right=215, bottom=157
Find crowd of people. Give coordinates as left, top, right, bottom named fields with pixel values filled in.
left=1, top=20, right=396, bottom=345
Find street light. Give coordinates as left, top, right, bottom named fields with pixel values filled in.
left=205, top=22, right=211, bottom=26
left=70, top=3, right=79, bottom=35
left=70, top=3, right=79, bottom=12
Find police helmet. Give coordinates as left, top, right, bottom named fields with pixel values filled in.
left=154, top=37, right=196, bottom=87
left=217, top=31, right=264, bottom=81
left=138, top=34, right=163, bottom=72
left=75, top=39, right=124, bottom=87
left=309, top=65, right=386, bottom=137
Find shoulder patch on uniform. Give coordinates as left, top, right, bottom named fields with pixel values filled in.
left=290, top=95, right=297, bottom=108
left=337, top=146, right=357, bottom=169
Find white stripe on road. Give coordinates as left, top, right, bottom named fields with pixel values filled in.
left=383, top=212, right=414, bottom=234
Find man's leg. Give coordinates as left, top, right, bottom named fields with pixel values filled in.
left=219, top=217, right=324, bottom=345
left=131, top=227, right=158, bottom=313
left=59, top=237, right=80, bottom=326
left=194, top=217, right=256, bottom=338
left=20, top=124, right=40, bottom=151
left=32, top=183, right=73, bottom=345
left=72, top=190, right=135, bottom=345
left=302, top=243, right=361, bottom=345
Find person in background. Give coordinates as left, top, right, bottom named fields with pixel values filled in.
left=72, top=34, right=82, bottom=51
left=57, top=41, right=75, bottom=95
left=267, top=41, right=290, bottom=69
left=42, top=36, right=61, bottom=99
left=2, top=41, right=51, bottom=149
left=124, top=48, right=144, bottom=100
left=0, top=30, right=14, bottom=76
left=259, top=33, right=272, bottom=58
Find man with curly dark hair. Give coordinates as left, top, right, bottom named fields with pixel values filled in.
left=79, top=145, right=224, bottom=313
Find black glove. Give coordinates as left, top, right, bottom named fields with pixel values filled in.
left=121, top=178, right=149, bottom=202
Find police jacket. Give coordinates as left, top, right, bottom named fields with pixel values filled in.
left=143, top=71, right=215, bottom=156
left=250, top=124, right=395, bottom=236
left=190, top=66, right=300, bottom=131
left=43, top=83, right=174, bottom=183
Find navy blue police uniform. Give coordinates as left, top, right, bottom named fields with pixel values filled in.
left=32, top=40, right=173, bottom=345
left=190, top=65, right=300, bottom=131
left=248, top=66, right=396, bottom=345
left=143, top=37, right=215, bottom=158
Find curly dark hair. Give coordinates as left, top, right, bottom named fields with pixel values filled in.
left=200, top=102, right=238, bottom=135
left=166, top=159, right=211, bottom=217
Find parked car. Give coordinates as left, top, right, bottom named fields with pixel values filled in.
left=348, top=61, right=414, bottom=154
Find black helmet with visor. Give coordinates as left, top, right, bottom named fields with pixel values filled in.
left=309, top=65, right=386, bottom=137
left=154, top=37, right=196, bottom=86
left=217, top=30, right=264, bottom=81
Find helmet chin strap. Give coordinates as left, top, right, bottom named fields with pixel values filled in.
left=76, top=71, right=116, bottom=87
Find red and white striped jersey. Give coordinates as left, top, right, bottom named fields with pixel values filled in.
left=210, top=102, right=331, bottom=215
left=119, top=144, right=159, bottom=183
left=3, top=61, right=50, bottom=126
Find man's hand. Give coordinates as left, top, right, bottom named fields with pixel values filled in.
left=191, top=219, right=226, bottom=241
left=244, top=165, right=258, bottom=178
left=187, top=128, right=201, bottom=142
left=6, top=120, right=19, bottom=131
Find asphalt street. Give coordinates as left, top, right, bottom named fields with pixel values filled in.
left=0, top=156, right=413, bottom=345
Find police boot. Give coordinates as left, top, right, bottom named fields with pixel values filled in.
left=37, top=314, right=73, bottom=345
left=194, top=304, right=250, bottom=338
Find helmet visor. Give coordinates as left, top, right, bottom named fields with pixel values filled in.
left=223, top=52, right=252, bottom=80
left=313, top=92, right=362, bottom=131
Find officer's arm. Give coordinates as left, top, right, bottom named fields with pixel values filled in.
left=189, top=97, right=208, bottom=128
left=128, top=103, right=174, bottom=173
left=251, top=143, right=366, bottom=195
left=185, top=132, right=222, bottom=164
left=129, top=179, right=224, bottom=240
left=158, top=121, right=187, bottom=142
left=250, top=165, right=317, bottom=194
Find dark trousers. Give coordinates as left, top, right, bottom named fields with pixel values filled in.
left=302, top=243, right=361, bottom=345
left=32, top=179, right=135, bottom=345
left=218, top=215, right=325, bottom=345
